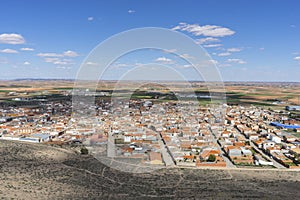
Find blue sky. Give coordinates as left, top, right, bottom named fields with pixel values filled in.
left=0, top=0, right=300, bottom=81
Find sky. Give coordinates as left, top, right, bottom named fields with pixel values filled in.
left=0, top=0, right=300, bottom=81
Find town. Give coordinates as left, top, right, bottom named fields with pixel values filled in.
left=1, top=89, right=300, bottom=170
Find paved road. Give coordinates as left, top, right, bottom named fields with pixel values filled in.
left=208, top=111, right=236, bottom=168
left=107, top=127, right=116, bottom=158
left=157, top=135, right=175, bottom=167
left=149, top=126, right=175, bottom=167
left=249, top=141, right=286, bottom=169
left=233, top=127, right=286, bottom=169
left=209, top=127, right=236, bottom=168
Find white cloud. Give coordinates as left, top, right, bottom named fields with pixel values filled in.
left=37, top=50, right=79, bottom=58
left=196, top=37, right=220, bottom=44
left=179, top=53, right=193, bottom=59
left=23, top=61, right=30, bottom=65
left=44, top=57, right=60, bottom=63
left=227, top=58, right=246, bottom=64
left=163, top=49, right=177, bottom=53
left=53, top=61, right=69, bottom=65
left=227, top=48, right=242, bottom=52
left=63, top=50, right=79, bottom=57
left=88, top=16, right=94, bottom=21
left=128, top=9, right=135, bottom=13
left=47, top=58, right=74, bottom=65
left=210, top=59, right=219, bottom=65
left=219, top=63, right=232, bottom=67
left=259, top=47, right=265, bottom=51
left=155, top=57, right=174, bottom=64
left=20, top=47, right=34, bottom=51
left=111, top=63, right=131, bottom=68
left=203, top=44, right=222, bottom=48
left=294, top=56, right=300, bottom=60
left=37, top=53, right=63, bottom=57
left=172, top=22, right=235, bottom=37
left=0, top=48, right=18, bottom=54
left=218, top=52, right=231, bottom=57
left=85, top=61, right=98, bottom=66
left=183, top=64, right=193, bottom=68
left=0, top=33, right=25, bottom=44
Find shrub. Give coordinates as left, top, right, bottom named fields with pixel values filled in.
left=207, top=154, right=216, bottom=162
left=80, top=147, right=89, bottom=155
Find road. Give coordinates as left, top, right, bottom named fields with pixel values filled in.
left=209, top=126, right=236, bottom=168
left=249, top=141, right=286, bottom=169
left=208, top=111, right=236, bottom=168
left=149, top=126, right=175, bottom=167
left=107, top=126, right=116, bottom=158
left=233, top=127, right=286, bottom=169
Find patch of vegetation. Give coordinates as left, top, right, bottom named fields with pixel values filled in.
left=80, top=147, right=89, bottom=155
left=292, top=132, right=300, bottom=138
left=207, top=154, right=216, bottom=162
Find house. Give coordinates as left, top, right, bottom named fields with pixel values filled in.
left=241, top=147, right=252, bottom=156
left=254, top=154, right=273, bottom=166
left=270, top=134, right=282, bottom=144
left=249, top=133, right=259, bottom=141
left=31, top=133, right=51, bottom=142
left=263, top=140, right=275, bottom=150
left=286, top=106, right=300, bottom=111
left=226, top=146, right=242, bottom=157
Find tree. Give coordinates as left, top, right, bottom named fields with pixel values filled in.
left=207, top=154, right=216, bottom=162
left=80, top=147, right=89, bottom=155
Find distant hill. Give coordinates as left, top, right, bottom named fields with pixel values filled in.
left=0, top=140, right=300, bottom=199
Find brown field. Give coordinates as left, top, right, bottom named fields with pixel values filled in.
left=0, top=80, right=299, bottom=109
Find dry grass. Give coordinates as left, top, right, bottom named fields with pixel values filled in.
left=0, top=140, right=300, bottom=199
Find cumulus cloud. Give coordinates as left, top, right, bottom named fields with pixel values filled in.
left=155, top=57, right=174, bottom=64
left=172, top=22, right=235, bottom=37
left=294, top=56, right=300, bottom=60
left=182, top=64, right=193, bottom=68
left=227, top=48, right=242, bottom=52
left=128, top=9, right=135, bottom=14
left=227, top=58, right=246, bottom=64
left=87, top=16, right=94, bottom=21
left=44, top=57, right=74, bottom=65
left=85, top=61, right=98, bottom=66
left=63, top=50, right=79, bottom=57
left=23, top=61, right=30, bottom=65
left=37, top=50, right=79, bottom=58
left=210, top=59, right=219, bottom=65
left=218, top=52, right=231, bottom=57
left=196, top=37, right=220, bottom=44
left=218, top=63, right=232, bottom=67
left=0, top=33, right=25, bottom=44
left=44, top=57, right=61, bottom=63
left=203, top=44, right=222, bottom=48
left=0, top=48, right=18, bottom=53
left=37, top=53, right=63, bottom=57
left=163, top=49, right=177, bottom=53
left=179, top=53, right=193, bottom=59
left=37, top=50, right=78, bottom=66
left=20, top=47, right=34, bottom=51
